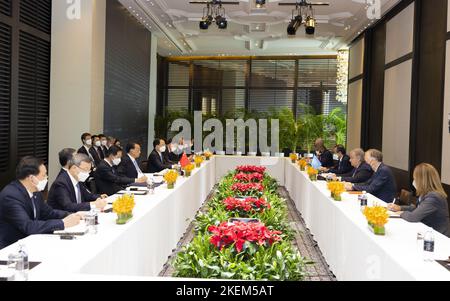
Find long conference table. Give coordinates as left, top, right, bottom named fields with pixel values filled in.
left=1, top=156, right=450, bottom=281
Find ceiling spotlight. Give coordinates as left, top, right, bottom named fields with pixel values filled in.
left=216, top=15, right=228, bottom=29
left=200, top=15, right=213, bottom=30
left=255, top=0, right=266, bottom=9
left=287, top=15, right=302, bottom=36
left=305, top=16, right=316, bottom=35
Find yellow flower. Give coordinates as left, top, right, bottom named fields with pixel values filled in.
left=204, top=151, right=213, bottom=158
left=327, top=181, right=345, bottom=195
left=194, top=156, right=204, bottom=165
left=289, top=153, right=298, bottom=161
left=298, top=159, right=308, bottom=168
left=183, top=164, right=195, bottom=173
left=363, top=206, right=389, bottom=227
left=164, top=170, right=179, bottom=184
left=306, top=166, right=318, bottom=176
left=112, top=194, right=135, bottom=215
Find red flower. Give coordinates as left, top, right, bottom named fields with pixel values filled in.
left=231, top=183, right=264, bottom=195
left=208, top=221, right=281, bottom=253
left=234, top=172, right=264, bottom=183
left=236, top=165, right=266, bottom=174
left=222, top=197, right=271, bottom=213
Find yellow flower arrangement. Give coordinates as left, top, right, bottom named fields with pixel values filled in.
left=289, top=153, right=298, bottom=163
left=327, top=181, right=345, bottom=201
left=183, top=164, right=195, bottom=177
left=204, top=151, right=213, bottom=160
left=113, top=194, right=135, bottom=224
left=298, top=159, right=308, bottom=171
left=194, top=155, right=204, bottom=167
left=307, top=166, right=318, bottom=181
left=164, top=170, right=179, bottom=189
left=363, top=206, right=389, bottom=235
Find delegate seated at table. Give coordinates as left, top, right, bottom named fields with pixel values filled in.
left=330, top=148, right=373, bottom=184
left=321, top=145, right=353, bottom=175
left=146, top=139, right=177, bottom=174
left=94, top=146, right=147, bottom=196
left=388, top=163, right=450, bottom=237
left=345, top=149, right=397, bottom=203
left=0, top=157, right=82, bottom=249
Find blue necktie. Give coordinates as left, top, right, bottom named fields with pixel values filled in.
left=31, top=196, right=37, bottom=220
left=133, top=160, right=142, bottom=175
left=75, top=183, right=82, bottom=204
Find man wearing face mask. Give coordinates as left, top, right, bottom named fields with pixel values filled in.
left=78, top=133, right=95, bottom=163
left=147, top=139, right=177, bottom=173
left=48, top=154, right=107, bottom=212
left=321, top=145, right=353, bottom=175
left=118, top=142, right=146, bottom=179
left=164, top=138, right=181, bottom=164
left=98, top=134, right=108, bottom=157
left=94, top=146, right=148, bottom=195
left=0, top=157, right=82, bottom=249
left=345, top=149, right=397, bottom=203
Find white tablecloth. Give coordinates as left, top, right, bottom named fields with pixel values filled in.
left=284, top=159, right=450, bottom=281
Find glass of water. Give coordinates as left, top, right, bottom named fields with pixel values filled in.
left=7, top=253, right=27, bottom=281
left=85, top=213, right=97, bottom=235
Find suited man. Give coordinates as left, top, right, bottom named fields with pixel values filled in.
left=118, top=142, right=146, bottom=179
left=77, top=133, right=95, bottom=163
left=90, top=135, right=103, bottom=164
left=314, top=138, right=334, bottom=168
left=323, top=145, right=353, bottom=175
left=334, top=148, right=373, bottom=184
left=146, top=139, right=176, bottom=173
left=98, top=134, right=108, bottom=157
left=48, top=153, right=107, bottom=212
left=164, top=138, right=181, bottom=164
left=94, top=146, right=147, bottom=196
left=0, top=157, right=81, bottom=249
left=347, top=149, right=397, bottom=203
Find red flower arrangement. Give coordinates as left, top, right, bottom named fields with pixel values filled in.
left=231, top=182, right=264, bottom=196
left=234, top=172, right=264, bottom=183
left=235, top=165, right=266, bottom=174
left=223, top=197, right=271, bottom=214
left=208, top=221, right=282, bottom=253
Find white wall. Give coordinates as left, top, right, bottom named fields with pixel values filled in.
left=349, top=38, right=365, bottom=80
left=442, top=41, right=450, bottom=185
left=385, top=3, right=415, bottom=64
left=382, top=60, right=412, bottom=170
left=148, top=35, right=158, bottom=154
left=347, top=80, right=363, bottom=151
left=49, top=0, right=106, bottom=183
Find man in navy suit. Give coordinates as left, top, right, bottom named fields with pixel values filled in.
left=0, top=157, right=82, bottom=249
left=321, top=144, right=354, bottom=175
left=94, top=146, right=147, bottom=196
left=118, top=142, right=146, bottom=179
left=347, top=149, right=397, bottom=203
left=334, top=148, right=373, bottom=184
left=48, top=153, right=107, bottom=212
left=146, top=139, right=175, bottom=173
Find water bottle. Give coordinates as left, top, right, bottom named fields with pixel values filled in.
left=359, top=191, right=368, bottom=212
left=423, top=229, right=435, bottom=262
left=8, top=242, right=29, bottom=281
left=86, top=210, right=98, bottom=234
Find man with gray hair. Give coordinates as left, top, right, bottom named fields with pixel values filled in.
left=48, top=153, right=108, bottom=212
left=332, top=148, right=373, bottom=183
left=345, top=149, right=397, bottom=203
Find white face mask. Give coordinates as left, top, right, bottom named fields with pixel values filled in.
left=112, top=158, right=121, bottom=166
left=101, top=140, right=107, bottom=146
left=77, top=171, right=90, bottom=183
left=85, top=139, right=92, bottom=146
left=333, top=154, right=339, bottom=161
left=159, top=146, right=166, bottom=153
left=33, top=176, right=48, bottom=192
left=95, top=141, right=101, bottom=147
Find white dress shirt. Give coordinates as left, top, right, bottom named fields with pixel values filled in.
left=128, top=154, right=144, bottom=178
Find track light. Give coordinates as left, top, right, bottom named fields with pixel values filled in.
left=199, top=15, right=213, bottom=30
left=305, top=16, right=316, bottom=35
left=216, top=15, right=228, bottom=29
left=255, top=0, right=266, bottom=8
left=287, top=15, right=302, bottom=36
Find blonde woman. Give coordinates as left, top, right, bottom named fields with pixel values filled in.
left=388, top=163, right=450, bottom=237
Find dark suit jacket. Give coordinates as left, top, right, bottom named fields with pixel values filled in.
left=0, top=181, right=68, bottom=249
left=47, top=169, right=100, bottom=212
left=117, top=155, right=142, bottom=179
left=340, top=162, right=373, bottom=184
left=89, top=147, right=102, bottom=165
left=318, top=149, right=334, bottom=168
left=146, top=150, right=173, bottom=173
left=163, top=150, right=180, bottom=164
left=353, top=163, right=397, bottom=203
left=329, top=154, right=353, bottom=175
left=94, top=160, right=135, bottom=196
